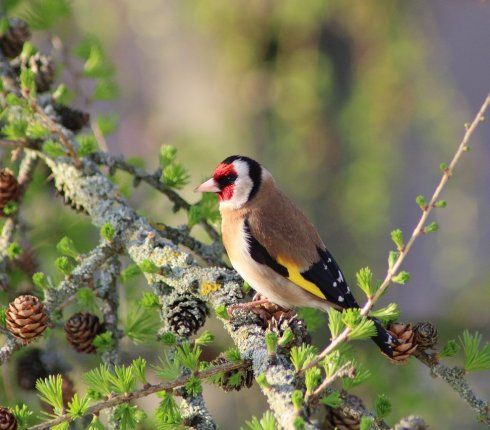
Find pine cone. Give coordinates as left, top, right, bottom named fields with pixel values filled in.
left=387, top=323, right=417, bottom=364
left=64, top=312, right=103, bottom=353
left=16, top=348, right=49, bottom=390
left=0, top=407, right=17, bottom=430
left=412, top=321, right=438, bottom=350
left=323, top=394, right=363, bottom=430
left=268, top=312, right=310, bottom=351
left=6, top=295, right=48, bottom=344
left=53, top=104, right=90, bottom=132
left=0, top=18, right=30, bottom=59
left=28, top=53, right=55, bottom=92
left=164, top=293, right=208, bottom=337
left=0, top=169, right=21, bottom=214
left=210, top=354, right=253, bottom=392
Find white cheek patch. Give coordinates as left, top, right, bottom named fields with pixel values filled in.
left=219, top=160, right=255, bottom=210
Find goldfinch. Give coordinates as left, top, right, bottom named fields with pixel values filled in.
left=196, top=155, right=395, bottom=358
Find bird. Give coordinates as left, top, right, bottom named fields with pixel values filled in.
left=195, top=155, right=395, bottom=358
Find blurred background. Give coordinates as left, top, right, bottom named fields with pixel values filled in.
left=2, top=0, right=490, bottom=428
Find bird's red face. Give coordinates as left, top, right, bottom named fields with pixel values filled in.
left=195, top=156, right=263, bottom=209
left=194, top=162, right=238, bottom=202
left=212, top=163, right=238, bottom=202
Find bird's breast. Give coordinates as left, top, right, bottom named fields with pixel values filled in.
left=221, top=215, right=329, bottom=311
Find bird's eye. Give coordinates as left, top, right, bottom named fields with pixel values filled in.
left=216, top=173, right=237, bottom=188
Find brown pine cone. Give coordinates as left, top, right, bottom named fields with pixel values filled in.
left=387, top=323, right=417, bottom=364
left=64, top=312, right=103, bottom=353
left=412, top=321, right=438, bottom=350
left=0, top=407, right=17, bottom=430
left=164, top=293, right=208, bottom=337
left=16, top=348, right=49, bottom=390
left=53, top=104, right=90, bottom=132
left=0, top=18, right=30, bottom=59
left=6, top=295, right=48, bottom=344
left=0, top=169, right=21, bottom=214
left=28, top=53, right=55, bottom=92
left=210, top=354, right=253, bottom=392
left=323, top=394, right=363, bottom=430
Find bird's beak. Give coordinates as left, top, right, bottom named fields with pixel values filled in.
left=195, top=178, right=220, bottom=193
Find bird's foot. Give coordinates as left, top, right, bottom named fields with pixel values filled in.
left=227, top=298, right=271, bottom=315
left=227, top=296, right=294, bottom=326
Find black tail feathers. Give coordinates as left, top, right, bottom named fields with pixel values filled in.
left=369, top=317, right=397, bottom=358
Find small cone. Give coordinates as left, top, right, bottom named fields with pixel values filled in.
left=165, top=293, right=208, bottom=337
left=0, top=169, right=21, bottom=214
left=210, top=354, right=253, bottom=392
left=268, top=313, right=310, bottom=352
left=323, top=394, right=363, bottom=430
left=412, top=321, right=438, bottom=350
left=64, top=312, right=103, bottom=353
left=387, top=323, right=417, bottom=364
left=0, top=18, right=30, bottom=59
left=0, top=407, right=17, bottom=430
left=6, top=295, right=48, bottom=344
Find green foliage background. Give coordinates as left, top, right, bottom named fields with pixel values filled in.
left=0, top=1, right=489, bottom=429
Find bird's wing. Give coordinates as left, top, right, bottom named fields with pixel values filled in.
left=243, top=217, right=358, bottom=310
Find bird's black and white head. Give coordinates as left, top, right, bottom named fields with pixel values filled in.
left=196, top=155, right=271, bottom=209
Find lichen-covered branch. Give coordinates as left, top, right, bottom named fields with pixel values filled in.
left=0, top=336, right=22, bottom=366
left=97, top=257, right=122, bottom=368
left=27, top=361, right=250, bottom=430
left=157, top=224, right=224, bottom=266
left=44, top=242, right=118, bottom=314
left=414, top=350, right=489, bottom=424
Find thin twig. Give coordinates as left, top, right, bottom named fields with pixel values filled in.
left=0, top=139, right=26, bottom=149
left=414, top=350, right=489, bottom=424
left=24, top=93, right=82, bottom=167
left=307, top=363, right=353, bottom=405
left=89, top=151, right=220, bottom=241
left=28, top=361, right=250, bottom=430
left=306, top=92, right=490, bottom=370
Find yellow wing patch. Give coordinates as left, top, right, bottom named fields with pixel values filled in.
left=277, top=256, right=326, bottom=300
